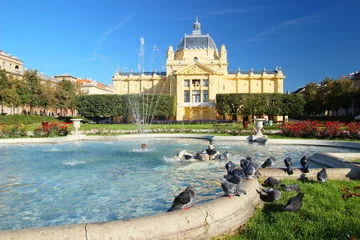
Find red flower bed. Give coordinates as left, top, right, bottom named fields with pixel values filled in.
left=281, top=121, right=360, bottom=139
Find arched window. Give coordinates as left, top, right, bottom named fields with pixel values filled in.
left=15, top=65, right=19, bottom=70
left=194, top=57, right=198, bottom=62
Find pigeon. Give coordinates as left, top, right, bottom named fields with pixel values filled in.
left=284, top=157, right=294, bottom=175
left=225, top=161, right=236, bottom=175
left=240, top=158, right=251, bottom=170
left=256, top=188, right=281, bottom=202
left=300, top=156, right=309, bottom=173
left=222, top=151, right=230, bottom=160
left=221, top=177, right=246, bottom=198
left=167, top=186, right=196, bottom=212
left=224, top=161, right=244, bottom=182
left=283, top=192, right=304, bottom=211
left=263, top=177, right=280, bottom=187
left=281, top=184, right=301, bottom=192
left=261, top=156, right=275, bottom=168
left=317, top=167, right=327, bottom=183
left=244, top=162, right=259, bottom=180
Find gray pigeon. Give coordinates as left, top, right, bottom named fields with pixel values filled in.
left=283, top=192, right=304, bottom=211
left=317, top=167, right=327, bottom=183
left=261, top=156, right=275, bottom=168
left=225, top=161, right=244, bottom=181
left=225, top=161, right=236, bottom=175
left=240, top=158, right=251, bottom=170
left=281, top=184, right=301, bottom=192
left=264, top=177, right=280, bottom=187
left=244, top=162, right=259, bottom=180
left=167, top=186, right=196, bottom=212
left=300, top=156, right=309, bottom=173
left=284, top=157, right=294, bottom=175
left=256, top=188, right=281, bottom=202
left=221, top=177, right=246, bottom=198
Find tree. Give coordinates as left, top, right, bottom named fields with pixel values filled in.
left=40, top=81, right=57, bottom=115
left=303, top=82, right=319, bottom=116
left=23, top=70, right=43, bottom=113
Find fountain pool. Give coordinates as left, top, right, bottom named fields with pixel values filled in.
left=0, top=138, right=358, bottom=231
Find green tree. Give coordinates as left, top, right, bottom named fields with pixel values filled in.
left=303, top=82, right=319, bottom=116
left=23, top=70, right=43, bottom=113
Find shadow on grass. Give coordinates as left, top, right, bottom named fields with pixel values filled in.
left=262, top=203, right=284, bottom=213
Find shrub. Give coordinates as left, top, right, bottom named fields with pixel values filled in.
left=0, top=124, right=28, bottom=138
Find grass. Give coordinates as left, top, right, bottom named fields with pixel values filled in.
left=216, top=179, right=360, bottom=240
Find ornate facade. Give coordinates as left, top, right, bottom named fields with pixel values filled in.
left=112, top=18, right=285, bottom=120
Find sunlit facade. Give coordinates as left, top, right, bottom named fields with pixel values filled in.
left=112, top=18, right=285, bottom=120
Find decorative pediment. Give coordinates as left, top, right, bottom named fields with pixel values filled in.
left=177, top=63, right=216, bottom=75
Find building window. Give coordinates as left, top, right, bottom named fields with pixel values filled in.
left=203, top=90, right=208, bottom=102
left=192, top=90, right=200, bottom=102
left=9, top=63, right=12, bottom=69
left=192, top=79, right=200, bottom=87
left=15, top=65, right=19, bottom=70
left=184, top=80, right=190, bottom=87
left=184, top=90, right=190, bottom=102
left=223, top=85, right=225, bottom=90
left=2, top=62, right=4, bottom=68
left=202, top=79, right=208, bottom=87
left=194, top=57, right=198, bottom=62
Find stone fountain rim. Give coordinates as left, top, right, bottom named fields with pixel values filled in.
left=0, top=134, right=359, bottom=240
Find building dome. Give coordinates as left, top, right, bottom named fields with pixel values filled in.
left=176, top=18, right=218, bottom=51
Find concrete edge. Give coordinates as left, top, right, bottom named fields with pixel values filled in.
left=0, top=180, right=261, bottom=240
left=258, top=168, right=354, bottom=180
left=1, top=134, right=360, bottom=151
left=308, top=153, right=360, bottom=179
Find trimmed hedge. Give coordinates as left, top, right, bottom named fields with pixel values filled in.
left=76, top=94, right=175, bottom=121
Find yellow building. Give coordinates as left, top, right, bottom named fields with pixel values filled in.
left=112, top=18, right=285, bottom=121
left=0, top=50, right=23, bottom=78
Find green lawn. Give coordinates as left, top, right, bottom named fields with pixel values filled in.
left=216, top=180, right=360, bottom=240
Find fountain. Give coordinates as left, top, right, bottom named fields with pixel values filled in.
left=125, top=37, right=170, bottom=148
left=248, top=118, right=268, bottom=143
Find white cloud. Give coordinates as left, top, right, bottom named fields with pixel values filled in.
left=97, top=15, right=134, bottom=45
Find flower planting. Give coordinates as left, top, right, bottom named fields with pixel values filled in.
left=280, top=121, right=360, bottom=139
left=33, top=122, right=69, bottom=137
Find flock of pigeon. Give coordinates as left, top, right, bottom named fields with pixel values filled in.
left=167, top=148, right=329, bottom=213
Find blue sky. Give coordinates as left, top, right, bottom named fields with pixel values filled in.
left=1, top=0, right=359, bottom=92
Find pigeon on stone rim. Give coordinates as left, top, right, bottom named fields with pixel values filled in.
left=244, top=162, right=259, bottom=180
left=167, top=186, right=196, bottom=212
left=283, top=192, right=304, bottom=211
left=240, top=158, right=251, bottom=170
left=300, top=156, right=309, bottom=173
left=284, top=157, right=294, bottom=175
left=224, top=161, right=244, bottom=184
left=220, top=176, right=247, bottom=198
left=261, top=156, right=275, bottom=168
left=317, top=167, right=328, bottom=183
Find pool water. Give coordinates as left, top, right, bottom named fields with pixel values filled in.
left=0, top=138, right=357, bottom=230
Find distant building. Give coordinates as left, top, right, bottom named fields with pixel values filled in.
left=77, top=78, right=115, bottom=95
left=0, top=50, right=23, bottom=78
left=350, top=71, right=360, bottom=87
left=53, top=73, right=78, bottom=83
left=112, top=18, right=285, bottom=121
